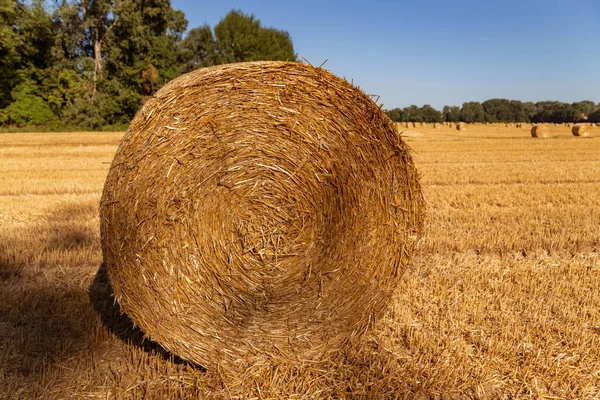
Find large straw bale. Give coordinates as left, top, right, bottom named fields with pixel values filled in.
left=531, top=124, right=549, bottom=138
left=100, top=61, right=425, bottom=371
left=572, top=123, right=590, bottom=137
left=456, top=122, right=467, bottom=131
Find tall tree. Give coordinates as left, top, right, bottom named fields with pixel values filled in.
left=214, top=9, right=296, bottom=64
left=460, top=102, right=485, bottom=123
left=0, top=0, right=22, bottom=108
left=177, top=24, right=217, bottom=73
left=74, top=0, right=119, bottom=98
left=403, top=105, right=423, bottom=122
left=105, top=0, right=187, bottom=80
left=442, top=105, right=461, bottom=122
left=482, top=99, right=511, bottom=122
left=571, top=100, right=596, bottom=118
left=421, top=104, right=442, bottom=123
left=386, top=108, right=403, bottom=122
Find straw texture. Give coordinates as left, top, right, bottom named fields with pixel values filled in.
left=531, top=125, right=549, bottom=138
left=100, top=61, right=424, bottom=371
left=572, top=123, right=590, bottom=137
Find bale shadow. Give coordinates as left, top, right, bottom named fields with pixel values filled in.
left=0, top=254, right=24, bottom=281
left=0, top=202, right=102, bottom=381
left=0, top=280, right=95, bottom=379
left=88, top=263, right=202, bottom=369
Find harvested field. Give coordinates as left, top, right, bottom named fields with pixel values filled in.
left=1, top=125, right=600, bottom=398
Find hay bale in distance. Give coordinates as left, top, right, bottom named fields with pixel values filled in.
left=456, top=122, right=467, bottom=131
left=100, top=61, right=425, bottom=372
left=572, top=123, right=590, bottom=137
left=531, top=124, right=549, bottom=138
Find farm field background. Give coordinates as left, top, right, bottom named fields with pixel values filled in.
left=1, top=124, right=599, bottom=398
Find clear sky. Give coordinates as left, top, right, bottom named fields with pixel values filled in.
left=171, top=0, right=600, bottom=110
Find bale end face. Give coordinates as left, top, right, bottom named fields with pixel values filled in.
left=531, top=125, right=549, bottom=138
left=572, top=123, right=591, bottom=137
left=100, top=61, right=425, bottom=372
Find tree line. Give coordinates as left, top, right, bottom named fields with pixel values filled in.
left=2, top=1, right=598, bottom=130
left=0, top=1, right=296, bottom=130
left=386, top=99, right=600, bottom=124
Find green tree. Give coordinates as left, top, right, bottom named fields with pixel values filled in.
left=75, top=0, right=120, bottom=97
left=421, top=104, right=442, bottom=123
left=105, top=0, right=187, bottom=92
left=177, top=24, right=217, bottom=73
left=571, top=101, right=596, bottom=119
left=509, top=100, right=528, bottom=122
left=532, top=101, right=578, bottom=123
left=523, top=102, right=537, bottom=122
left=482, top=99, right=511, bottom=122
left=460, top=102, right=485, bottom=123
left=386, top=108, right=403, bottom=122
left=442, top=105, right=460, bottom=122
left=0, top=0, right=22, bottom=108
left=2, top=80, right=54, bottom=125
left=588, top=108, right=600, bottom=123
left=214, top=10, right=296, bottom=64
left=403, top=105, right=423, bottom=122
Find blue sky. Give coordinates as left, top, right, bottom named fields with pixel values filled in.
left=171, top=0, right=600, bottom=110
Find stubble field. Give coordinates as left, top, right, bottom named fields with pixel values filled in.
left=1, top=124, right=599, bottom=399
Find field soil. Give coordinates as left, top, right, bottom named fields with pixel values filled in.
left=1, top=124, right=599, bottom=398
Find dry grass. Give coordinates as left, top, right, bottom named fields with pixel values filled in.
left=1, top=126, right=600, bottom=398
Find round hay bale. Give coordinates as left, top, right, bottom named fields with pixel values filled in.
left=433, top=122, right=438, bottom=129
left=572, top=123, right=590, bottom=137
left=100, top=61, right=425, bottom=371
left=456, top=122, right=467, bottom=131
left=531, top=124, right=549, bottom=138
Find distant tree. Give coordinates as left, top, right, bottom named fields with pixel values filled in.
left=421, top=104, right=442, bottom=123
left=460, top=101, right=485, bottom=123
left=214, top=10, right=296, bottom=64
left=2, top=80, right=54, bottom=125
left=532, top=101, right=578, bottom=123
left=571, top=100, right=596, bottom=119
left=76, top=0, right=120, bottom=97
left=523, top=102, right=537, bottom=122
left=0, top=0, right=22, bottom=108
left=482, top=98, right=512, bottom=122
left=403, top=105, right=423, bottom=122
left=386, top=108, right=403, bottom=122
left=105, top=0, right=188, bottom=87
left=0, top=0, right=55, bottom=108
left=257, top=27, right=295, bottom=61
left=442, top=105, right=460, bottom=122
left=177, top=25, right=217, bottom=73
left=588, top=108, right=600, bottom=123
left=508, top=100, right=528, bottom=122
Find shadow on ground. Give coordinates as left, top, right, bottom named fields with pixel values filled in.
left=0, top=202, right=102, bottom=382
left=88, top=263, right=201, bottom=369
